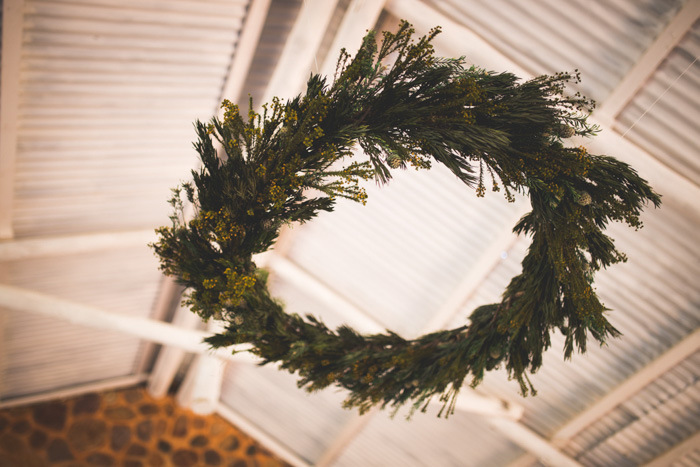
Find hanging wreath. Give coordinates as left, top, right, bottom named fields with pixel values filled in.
left=152, top=22, right=660, bottom=417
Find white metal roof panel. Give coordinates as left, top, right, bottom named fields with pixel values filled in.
left=13, top=0, right=245, bottom=237
left=423, top=0, right=685, bottom=103
left=0, top=245, right=161, bottom=399
left=565, top=352, right=700, bottom=466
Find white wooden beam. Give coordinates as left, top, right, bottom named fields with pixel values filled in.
left=261, top=0, right=340, bottom=104
left=551, top=327, right=700, bottom=443
left=595, top=0, right=700, bottom=125
left=176, top=320, right=226, bottom=414
left=268, top=254, right=385, bottom=334
left=0, top=283, right=255, bottom=363
left=315, top=390, right=524, bottom=465
left=0, top=229, right=157, bottom=261
left=580, top=125, right=700, bottom=212
left=147, top=302, right=203, bottom=398
left=0, top=0, right=25, bottom=239
left=643, top=430, right=700, bottom=467
left=384, top=0, right=530, bottom=77
left=488, top=418, right=583, bottom=467
left=219, top=0, right=273, bottom=107
left=315, top=411, right=377, bottom=467
left=177, top=351, right=226, bottom=414
left=511, top=327, right=700, bottom=466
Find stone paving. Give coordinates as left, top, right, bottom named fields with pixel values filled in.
left=0, top=386, right=291, bottom=466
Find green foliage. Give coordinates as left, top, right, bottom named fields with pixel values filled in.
left=152, top=21, right=661, bottom=417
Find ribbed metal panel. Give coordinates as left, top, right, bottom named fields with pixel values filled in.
left=334, top=409, right=523, bottom=467
left=617, top=20, right=700, bottom=185
left=565, top=352, right=700, bottom=466
left=13, top=0, right=246, bottom=237
left=286, top=162, right=527, bottom=338
left=423, top=0, right=685, bottom=103
left=0, top=245, right=161, bottom=399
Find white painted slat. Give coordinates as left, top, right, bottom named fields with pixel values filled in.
left=26, top=0, right=247, bottom=29
left=23, top=14, right=242, bottom=41
left=45, top=0, right=249, bottom=16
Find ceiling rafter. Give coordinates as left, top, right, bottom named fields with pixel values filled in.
left=0, top=374, right=149, bottom=409
left=0, top=0, right=25, bottom=239
left=216, top=401, right=311, bottom=467
left=643, top=430, right=700, bottom=467
left=0, top=283, right=255, bottom=364
left=147, top=303, right=203, bottom=398
left=511, top=327, right=700, bottom=466
left=552, top=327, right=700, bottom=443
left=595, top=0, right=700, bottom=126
left=420, top=203, right=529, bottom=334
left=176, top=319, right=227, bottom=415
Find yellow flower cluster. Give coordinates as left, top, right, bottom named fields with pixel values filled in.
left=190, top=208, right=244, bottom=245
left=220, top=99, right=239, bottom=125
left=284, top=108, right=298, bottom=125
left=219, top=268, right=257, bottom=306
left=407, top=153, right=431, bottom=170
left=303, top=126, right=325, bottom=147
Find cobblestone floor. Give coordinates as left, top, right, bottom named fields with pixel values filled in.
left=0, top=386, right=291, bottom=467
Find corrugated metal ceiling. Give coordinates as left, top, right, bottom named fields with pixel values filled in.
left=1, top=0, right=698, bottom=465
left=14, top=0, right=245, bottom=237
left=1, top=0, right=247, bottom=400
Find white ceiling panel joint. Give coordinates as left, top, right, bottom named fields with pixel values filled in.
left=596, top=0, right=700, bottom=125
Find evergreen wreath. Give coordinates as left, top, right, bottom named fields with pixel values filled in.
left=152, top=22, right=660, bottom=417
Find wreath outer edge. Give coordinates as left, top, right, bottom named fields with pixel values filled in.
left=152, top=21, right=661, bottom=417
